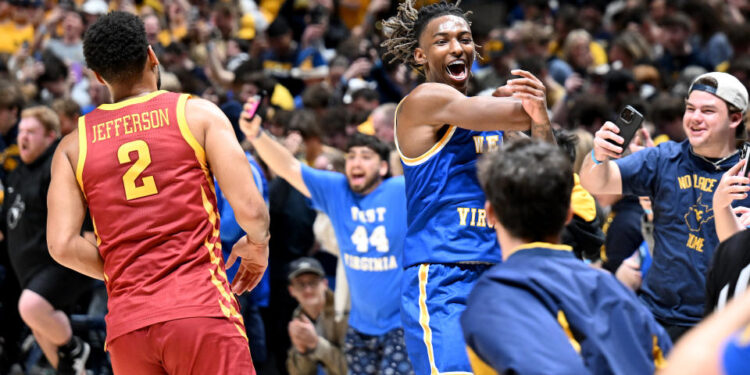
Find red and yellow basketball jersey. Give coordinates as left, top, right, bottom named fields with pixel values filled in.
left=77, top=91, right=245, bottom=345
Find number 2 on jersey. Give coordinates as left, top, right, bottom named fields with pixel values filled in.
left=118, top=140, right=158, bottom=200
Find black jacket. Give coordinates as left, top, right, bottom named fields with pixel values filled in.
left=5, top=140, right=58, bottom=287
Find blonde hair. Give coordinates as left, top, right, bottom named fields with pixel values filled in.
left=22, top=106, right=61, bottom=137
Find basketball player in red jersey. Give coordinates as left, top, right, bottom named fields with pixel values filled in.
left=45, top=12, right=269, bottom=374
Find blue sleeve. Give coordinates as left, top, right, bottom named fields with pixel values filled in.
left=215, top=179, right=244, bottom=245
left=722, top=325, right=750, bottom=375
left=300, top=164, right=348, bottom=214
left=247, top=153, right=269, bottom=206
left=614, top=146, right=661, bottom=197
left=461, top=278, right=589, bottom=375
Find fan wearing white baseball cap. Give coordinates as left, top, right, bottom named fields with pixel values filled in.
left=580, top=71, right=750, bottom=343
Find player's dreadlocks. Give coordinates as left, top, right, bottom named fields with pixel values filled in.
left=381, top=0, right=473, bottom=72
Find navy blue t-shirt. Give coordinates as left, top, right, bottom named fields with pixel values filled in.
left=615, top=140, right=750, bottom=325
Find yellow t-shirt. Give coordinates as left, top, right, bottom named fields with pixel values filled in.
left=0, top=22, right=34, bottom=54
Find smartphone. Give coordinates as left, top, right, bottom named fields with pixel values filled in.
left=740, top=142, right=750, bottom=178
left=608, top=105, right=644, bottom=153
left=245, top=90, right=267, bottom=119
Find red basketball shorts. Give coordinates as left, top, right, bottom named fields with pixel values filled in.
left=108, top=317, right=255, bottom=375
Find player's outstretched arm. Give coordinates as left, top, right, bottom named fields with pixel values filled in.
left=238, top=99, right=311, bottom=198
left=47, top=132, right=104, bottom=280
left=579, top=121, right=624, bottom=195
left=190, top=98, right=270, bottom=293
left=400, top=70, right=549, bottom=132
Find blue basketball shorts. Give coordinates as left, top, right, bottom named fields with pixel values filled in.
left=401, top=263, right=492, bottom=375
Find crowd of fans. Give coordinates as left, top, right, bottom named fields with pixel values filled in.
left=1, top=0, right=750, bottom=373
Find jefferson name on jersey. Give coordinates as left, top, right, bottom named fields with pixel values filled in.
left=90, top=107, right=170, bottom=143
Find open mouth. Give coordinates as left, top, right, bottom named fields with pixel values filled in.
left=350, top=171, right=366, bottom=185
left=446, top=60, right=467, bottom=82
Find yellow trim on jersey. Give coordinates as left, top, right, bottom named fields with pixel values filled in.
left=418, top=264, right=439, bottom=375
left=176, top=94, right=206, bottom=165
left=393, top=96, right=457, bottom=166
left=556, top=310, right=581, bottom=353
left=91, top=215, right=102, bottom=247
left=76, top=116, right=87, bottom=193
left=513, top=242, right=572, bottom=253
left=97, top=90, right=166, bottom=111
left=201, top=185, right=248, bottom=341
left=466, top=346, right=498, bottom=375
left=176, top=93, right=218, bottom=199
left=397, top=125, right=457, bottom=166
left=652, top=335, right=667, bottom=369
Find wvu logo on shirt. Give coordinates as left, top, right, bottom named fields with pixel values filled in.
left=683, top=193, right=715, bottom=253
left=678, top=175, right=718, bottom=252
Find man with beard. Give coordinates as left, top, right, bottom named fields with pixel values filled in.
left=5, top=106, right=93, bottom=374
left=240, top=110, right=414, bottom=375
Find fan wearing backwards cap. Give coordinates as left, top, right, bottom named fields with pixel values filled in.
left=580, top=71, right=750, bottom=343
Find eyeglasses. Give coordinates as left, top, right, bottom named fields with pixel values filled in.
left=291, top=279, right=321, bottom=290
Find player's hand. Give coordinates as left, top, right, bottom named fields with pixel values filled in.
left=593, top=121, right=625, bottom=161
left=615, top=256, right=642, bottom=291
left=506, top=69, right=549, bottom=126
left=491, top=84, right=512, bottom=98
left=239, top=98, right=263, bottom=140
left=227, top=235, right=269, bottom=294
left=713, top=159, right=750, bottom=210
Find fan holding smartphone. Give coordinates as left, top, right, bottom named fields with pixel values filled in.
left=604, top=105, right=645, bottom=156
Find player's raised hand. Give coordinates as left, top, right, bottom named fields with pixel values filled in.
left=593, top=121, right=625, bottom=161
left=713, top=159, right=750, bottom=210
left=228, top=234, right=269, bottom=294
left=239, top=97, right=263, bottom=140
left=506, top=69, right=549, bottom=126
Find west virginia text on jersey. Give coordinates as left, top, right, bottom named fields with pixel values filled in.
left=395, top=125, right=504, bottom=266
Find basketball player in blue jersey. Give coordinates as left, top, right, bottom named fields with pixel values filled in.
left=239, top=110, right=414, bottom=375
left=381, top=1, right=554, bottom=373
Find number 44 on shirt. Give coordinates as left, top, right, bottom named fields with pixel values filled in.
left=351, top=225, right=389, bottom=253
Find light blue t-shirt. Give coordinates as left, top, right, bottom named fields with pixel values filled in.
left=301, top=165, right=406, bottom=335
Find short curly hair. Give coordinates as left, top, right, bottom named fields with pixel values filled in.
left=83, top=11, right=149, bottom=84
left=381, top=0, right=472, bottom=71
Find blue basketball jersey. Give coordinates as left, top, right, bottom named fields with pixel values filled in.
left=723, top=324, right=750, bottom=375
left=395, top=118, right=503, bottom=267
left=301, top=165, right=406, bottom=335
